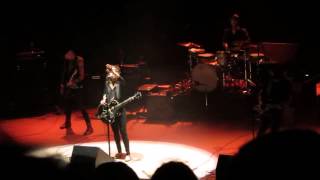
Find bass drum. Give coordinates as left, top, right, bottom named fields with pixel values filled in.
left=191, top=64, right=220, bottom=92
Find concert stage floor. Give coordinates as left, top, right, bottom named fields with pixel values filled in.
left=1, top=108, right=319, bottom=179
left=29, top=141, right=216, bottom=179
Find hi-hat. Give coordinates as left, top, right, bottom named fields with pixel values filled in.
left=177, top=42, right=201, bottom=48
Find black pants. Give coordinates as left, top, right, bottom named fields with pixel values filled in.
left=63, top=88, right=91, bottom=128
left=111, top=109, right=130, bottom=155
left=257, top=107, right=283, bottom=136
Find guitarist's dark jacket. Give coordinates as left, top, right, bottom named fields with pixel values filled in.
left=104, top=81, right=121, bottom=103
left=102, top=80, right=126, bottom=114
left=61, top=56, right=85, bottom=90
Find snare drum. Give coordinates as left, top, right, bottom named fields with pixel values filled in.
left=197, top=53, right=217, bottom=65
left=191, top=63, right=221, bottom=92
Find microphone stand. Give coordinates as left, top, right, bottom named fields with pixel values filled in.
left=106, top=120, right=112, bottom=157
left=97, top=104, right=113, bottom=157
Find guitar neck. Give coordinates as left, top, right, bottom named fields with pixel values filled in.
left=114, top=96, right=135, bottom=110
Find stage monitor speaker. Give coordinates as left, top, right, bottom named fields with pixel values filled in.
left=215, top=154, right=233, bottom=180
left=70, top=145, right=114, bottom=170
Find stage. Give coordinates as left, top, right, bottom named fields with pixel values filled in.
left=1, top=107, right=319, bottom=179
left=29, top=141, right=217, bottom=179
left=0, top=108, right=258, bottom=179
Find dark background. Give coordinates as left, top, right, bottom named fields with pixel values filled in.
left=1, top=0, right=319, bottom=117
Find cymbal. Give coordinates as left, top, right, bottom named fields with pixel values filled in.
left=258, top=60, right=278, bottom=64
left=247, top=44, right=258, bottom=48
left=119, top=64, right=139, bottom=68
left=249, top=52, right=265, bottom=57
left=198, top=53, right=215, bottom=58
left=177, top=42, right=201, bottom=48
left=188, top=48, right=205, bottom=53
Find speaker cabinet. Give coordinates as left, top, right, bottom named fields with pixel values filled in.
left=216, top=154, right=233, bottom=180
left=70, top=145, right=114, bottom=169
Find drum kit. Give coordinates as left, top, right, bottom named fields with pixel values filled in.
left=178, top=41, right=268, bottom=95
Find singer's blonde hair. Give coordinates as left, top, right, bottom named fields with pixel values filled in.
left=105, top=64, right=121, bottom=81
left=106, top=64, right=120, bottom=73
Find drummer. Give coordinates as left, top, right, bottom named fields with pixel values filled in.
left=222, top=13, right=250, bottom=52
